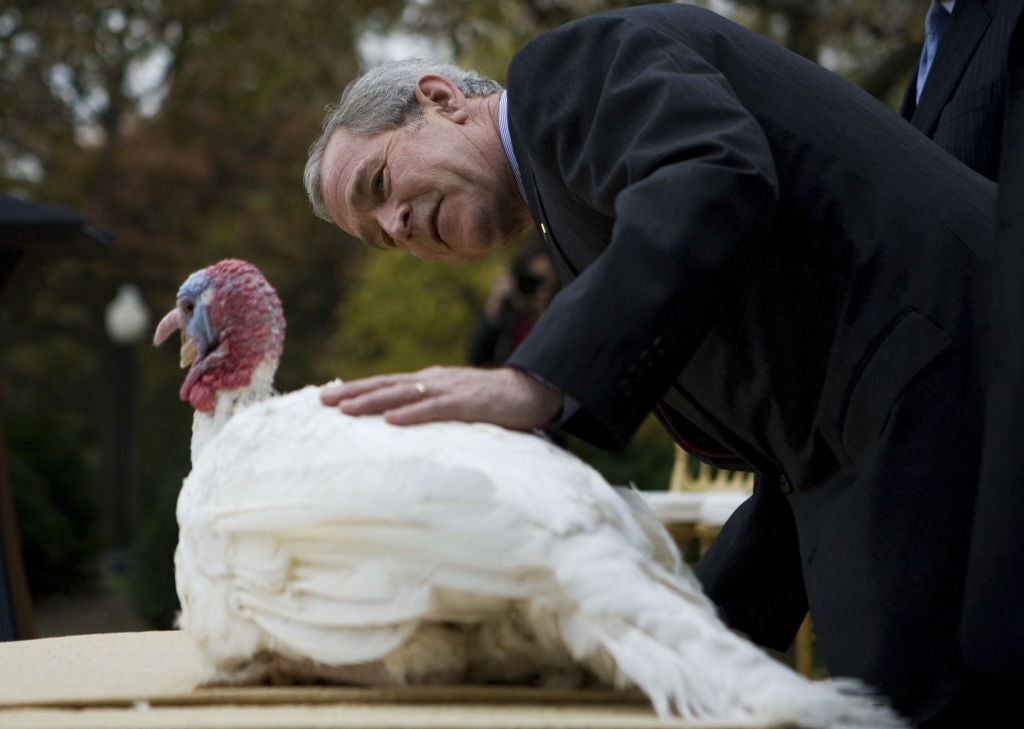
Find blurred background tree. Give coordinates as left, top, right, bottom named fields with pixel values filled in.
left=0, top=0, right=927, bottom=629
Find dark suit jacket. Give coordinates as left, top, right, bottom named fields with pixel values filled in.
left=900, top=0, right=1024, bottom=180
left=504, top=3, right=999, bottom=723
left=969, top=10, right=1024, bottom=677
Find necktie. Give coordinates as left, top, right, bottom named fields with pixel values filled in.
left=917, top=1, right=951, bottom=101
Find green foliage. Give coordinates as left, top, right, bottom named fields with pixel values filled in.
left=128, top=470, right=184, bottom=629
left=320, top=245, right=506, bottom=380
left=6, top=412, right=101, bottom=596
left=565, top=416, right=676, bottom=491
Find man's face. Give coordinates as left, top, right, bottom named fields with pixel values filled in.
left=319, top=86, right=527, bottom=264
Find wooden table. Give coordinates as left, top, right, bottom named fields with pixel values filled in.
left=0, top=631, right=788, bottom=729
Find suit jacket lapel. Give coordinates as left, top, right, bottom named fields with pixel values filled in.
left=515, top=159, right=582, bottom=283
left=913, top=0, right=992, bottom=134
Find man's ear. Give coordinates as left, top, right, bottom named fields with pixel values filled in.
left=414, top=74, right=469, bottom=122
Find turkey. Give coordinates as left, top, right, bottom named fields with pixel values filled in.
left=153, top=258, right=906, bottom=728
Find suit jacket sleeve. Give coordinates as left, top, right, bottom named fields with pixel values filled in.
left=505, top=14, right=779, bottom=450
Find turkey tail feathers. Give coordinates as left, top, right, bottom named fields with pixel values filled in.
left=552, top=535, right=909, bottom=728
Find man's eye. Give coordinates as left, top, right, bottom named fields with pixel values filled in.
left=372, top=168, right=385, bottom=197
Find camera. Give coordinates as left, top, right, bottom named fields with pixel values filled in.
left=515, top=273, right=543, bottom=295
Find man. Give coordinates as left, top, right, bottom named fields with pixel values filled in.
left=898, top=0, right=1024, bottom=687
left=305, top=4, right=1009, bottom=726
left=969, top=6, right=1024, bottom=679
left=900, top=0, right=1024, bottom=182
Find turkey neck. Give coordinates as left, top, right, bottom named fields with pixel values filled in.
left=190, top=359, right=278, bottom=464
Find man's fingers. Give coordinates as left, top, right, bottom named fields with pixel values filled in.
left=382, top=399, right=447, bottom=426
left=322, top=374, right=441, bottom=416
left=320, top=385, right=346, bottom=405
left=320, top=376, right=406, bottom=405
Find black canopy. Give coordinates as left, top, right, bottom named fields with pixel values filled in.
left=0, top=194, right=112, bottom=640
left=0, top=195, right=112, bottom=289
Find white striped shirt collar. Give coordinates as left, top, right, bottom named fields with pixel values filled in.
left=499, top=90, right=527, bottom=202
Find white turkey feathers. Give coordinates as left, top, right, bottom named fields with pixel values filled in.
left=157, top=259, right=907, bottom=728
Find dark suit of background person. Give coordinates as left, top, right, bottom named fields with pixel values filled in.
left=969, top=11, right=1024, bottom=680
left=899, top=0, right=1024, bottom=182
left=500, top=4, right=998, bottom=725
left=897, top=0, right=1024, bottom=688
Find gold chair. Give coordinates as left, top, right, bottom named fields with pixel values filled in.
left=666, top=445, right=753, bottom=557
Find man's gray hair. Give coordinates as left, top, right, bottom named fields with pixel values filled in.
left=304, top=58, right=503, bottom=222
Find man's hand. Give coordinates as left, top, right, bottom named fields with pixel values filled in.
left=320, top=365, right=564, bottom=431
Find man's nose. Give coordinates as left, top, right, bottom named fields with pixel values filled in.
left=377, top=202, right=411, bottom=240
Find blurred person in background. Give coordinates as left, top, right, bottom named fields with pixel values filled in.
left=898, top=0, right=1024, bottom=688
left=468, top=236, right=559, bottom=367
left=899, top=0, right=1024, bottom=182
left=968, top=5, right=1024, bottom=687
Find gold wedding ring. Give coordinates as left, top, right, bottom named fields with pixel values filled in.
left=414, top=382, right=427, bottom=397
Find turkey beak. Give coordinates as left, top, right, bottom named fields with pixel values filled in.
left=153, top=308, right=199, bottom=369
left=153, top=308, right=183, bottom=347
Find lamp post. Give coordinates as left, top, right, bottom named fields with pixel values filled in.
left=104, top=284, right=150, bottom=573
